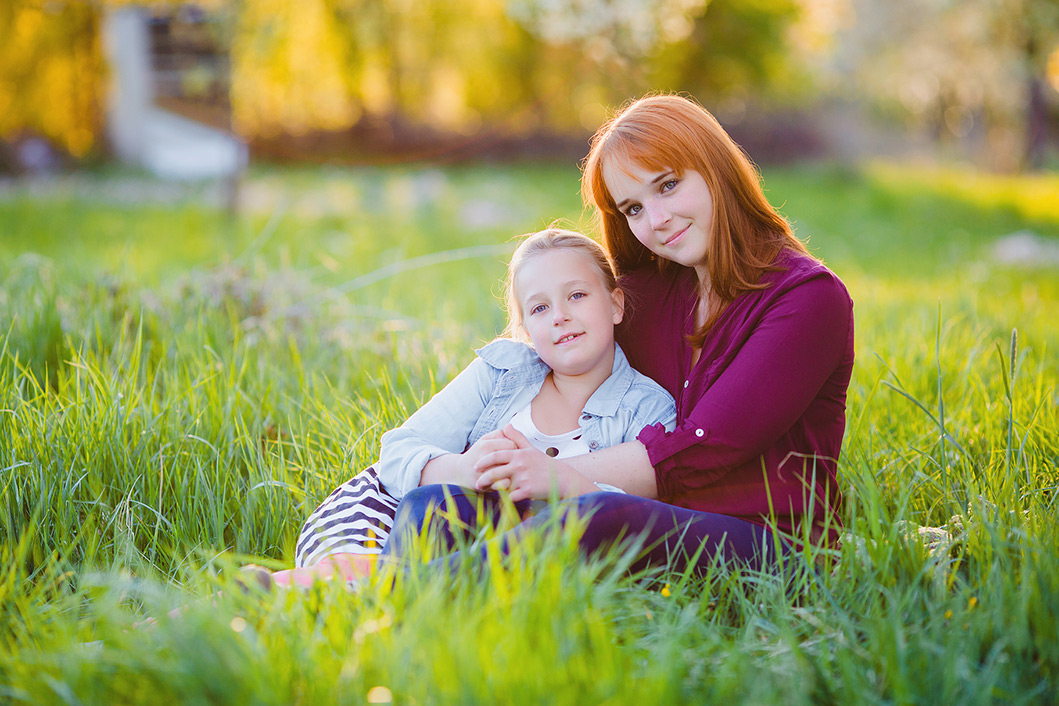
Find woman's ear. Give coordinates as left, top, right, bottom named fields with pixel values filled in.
left=611, top=288, right=625, bottom=325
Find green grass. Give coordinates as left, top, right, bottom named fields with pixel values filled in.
left=1, top=161, right=1057, bottom=704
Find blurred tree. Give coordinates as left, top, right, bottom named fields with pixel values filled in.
left=0, top=1, right=102, bottom=159
left=0, top=0, right=228, bottom=163
left=834, top=0, right=1059, bottom=170
left=230, top=0, right=359, bottom=138
left=649, top=0, right=805, bottom=100
left=1, top=0, right=826, bottom=161
left=502, top=0, right=813, bottom=125
left=995, top=0, right=1059, bottom=169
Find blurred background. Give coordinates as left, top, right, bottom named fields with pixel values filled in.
left=2, top=0, right=1058, bottom=180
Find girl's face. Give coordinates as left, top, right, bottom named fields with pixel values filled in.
left=515, top=249, right=624, bottom=380
left=602, top=157, right=714, bottom=281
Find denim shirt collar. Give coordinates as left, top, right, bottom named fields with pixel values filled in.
left=474, top=338, right=636, bottom=419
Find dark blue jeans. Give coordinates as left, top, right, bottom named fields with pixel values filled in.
left=380, top=484, right=787, bottom=576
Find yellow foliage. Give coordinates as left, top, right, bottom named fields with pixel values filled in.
left=0, top=0, right=825, bottom=154
left=1048, top=44, right=1059, bottom=94
left=0, top=2, right=103, bottom=157
left=231, top=0, right=359, bottom=138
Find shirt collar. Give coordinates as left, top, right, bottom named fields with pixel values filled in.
left=475, top=339, right=550, bottom=394
left=582, top=344, right=634, bottom=419
left=475, top=338, right=633, bottom=419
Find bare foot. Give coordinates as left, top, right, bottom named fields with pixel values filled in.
left=267, top=554, right=379, bottom=589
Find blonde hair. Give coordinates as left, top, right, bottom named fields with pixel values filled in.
left=502, top=228, right=619, bottom=340
left=581, top=93, right=812, bottom=346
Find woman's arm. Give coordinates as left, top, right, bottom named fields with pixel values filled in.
left=644, top=274, right=853, bottom=497
left=474, top=428, right=657, bottom=502
left=559, top=438, right=658, bottom=497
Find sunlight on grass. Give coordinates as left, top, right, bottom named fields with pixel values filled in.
left=866, top=162, right=1059, bottom=228
left=1, top=162, right=1057, bottom=704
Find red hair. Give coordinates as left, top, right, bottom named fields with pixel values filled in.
left=581, top=94, right=812, bottom=346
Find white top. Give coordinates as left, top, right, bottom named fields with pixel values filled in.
left=508, top=402, right=591, bottom=459
left=508, top=402, right=625, bottom=494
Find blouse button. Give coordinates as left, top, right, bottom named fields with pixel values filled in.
left=695, top=428, right=705, bottom=437
left=683, top=380, right=690, bottom=389
left=589, top=440, right=599, bottom=449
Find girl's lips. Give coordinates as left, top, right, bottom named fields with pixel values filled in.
left=664, top=226, right=689, bottom=247
left=555, top=332, right=583, bottom=345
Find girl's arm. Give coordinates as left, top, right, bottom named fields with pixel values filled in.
left=377, top=357, right=497, bottom=497
left=419, top=430, right=514, bottom=488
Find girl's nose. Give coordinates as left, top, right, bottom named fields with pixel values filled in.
left=552, top=304, right=571, bottom=324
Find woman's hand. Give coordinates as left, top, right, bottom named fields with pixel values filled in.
left=474, top=425, right=596, bottom=501
left=419, top=430, right=516, bottom=488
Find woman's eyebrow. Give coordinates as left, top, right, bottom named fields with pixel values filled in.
left=614, top=170, right=674, bottom=211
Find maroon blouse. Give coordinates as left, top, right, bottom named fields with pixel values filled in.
left=615, top=249, right=854, bottom=542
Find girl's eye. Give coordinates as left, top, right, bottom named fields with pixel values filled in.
left=570, top=292, right=587, bottom=301
left=530, top=304, right=547, bottom=315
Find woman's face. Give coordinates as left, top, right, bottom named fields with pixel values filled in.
left=602, top=158, right=714, bottom=278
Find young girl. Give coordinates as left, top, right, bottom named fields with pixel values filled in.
left=277, top=228, right=675, bottom=587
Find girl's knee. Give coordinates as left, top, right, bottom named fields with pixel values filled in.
left=399, top=485, right=445, bottom=517
left=399, top=484, right=456, bottom=517
left=394, top=484, right=483, bottom=531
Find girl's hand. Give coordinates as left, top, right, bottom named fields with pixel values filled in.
left=454, top=430, right=517, bottom=487
left=462, top=429, right=517, bottom=470
left=419, top=430, right=516, bottom=488
left=474, top=425, right=595, bottom=501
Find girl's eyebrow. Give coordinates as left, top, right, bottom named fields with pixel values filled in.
left=614, top=170, right=674, bottom=211
left=520, top=279, right=592, bottom=301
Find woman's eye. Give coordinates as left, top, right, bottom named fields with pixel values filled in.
left=661, top=179, right=678, bottom=192
left=624, top=204, right=641, bottom=217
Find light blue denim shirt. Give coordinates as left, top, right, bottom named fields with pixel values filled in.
left=377, top=339, right=677, bottom=498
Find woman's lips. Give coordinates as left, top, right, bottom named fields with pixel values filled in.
left=664, top=225, right=689, bottom=247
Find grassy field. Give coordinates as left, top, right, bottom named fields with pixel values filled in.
left=1, top=161, right=1057, bottom=704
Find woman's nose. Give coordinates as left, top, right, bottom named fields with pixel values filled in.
left=646, top=200, right=670, bottom=230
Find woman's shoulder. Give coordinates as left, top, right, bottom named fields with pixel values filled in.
left=614, top=344, right=674, bottom=402
left=619, top=263, right=695, bottom=292
left=618, top=264, right=697, bottom=320
left=766, top=249, right=852, bottom=307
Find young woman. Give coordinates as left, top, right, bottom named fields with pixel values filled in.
left=384, top=94, right=854, bottom=575
left=277, top=229, right=675, bottom=587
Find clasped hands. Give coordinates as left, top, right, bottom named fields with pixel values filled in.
left=454, top=425, right=580, bottom=502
